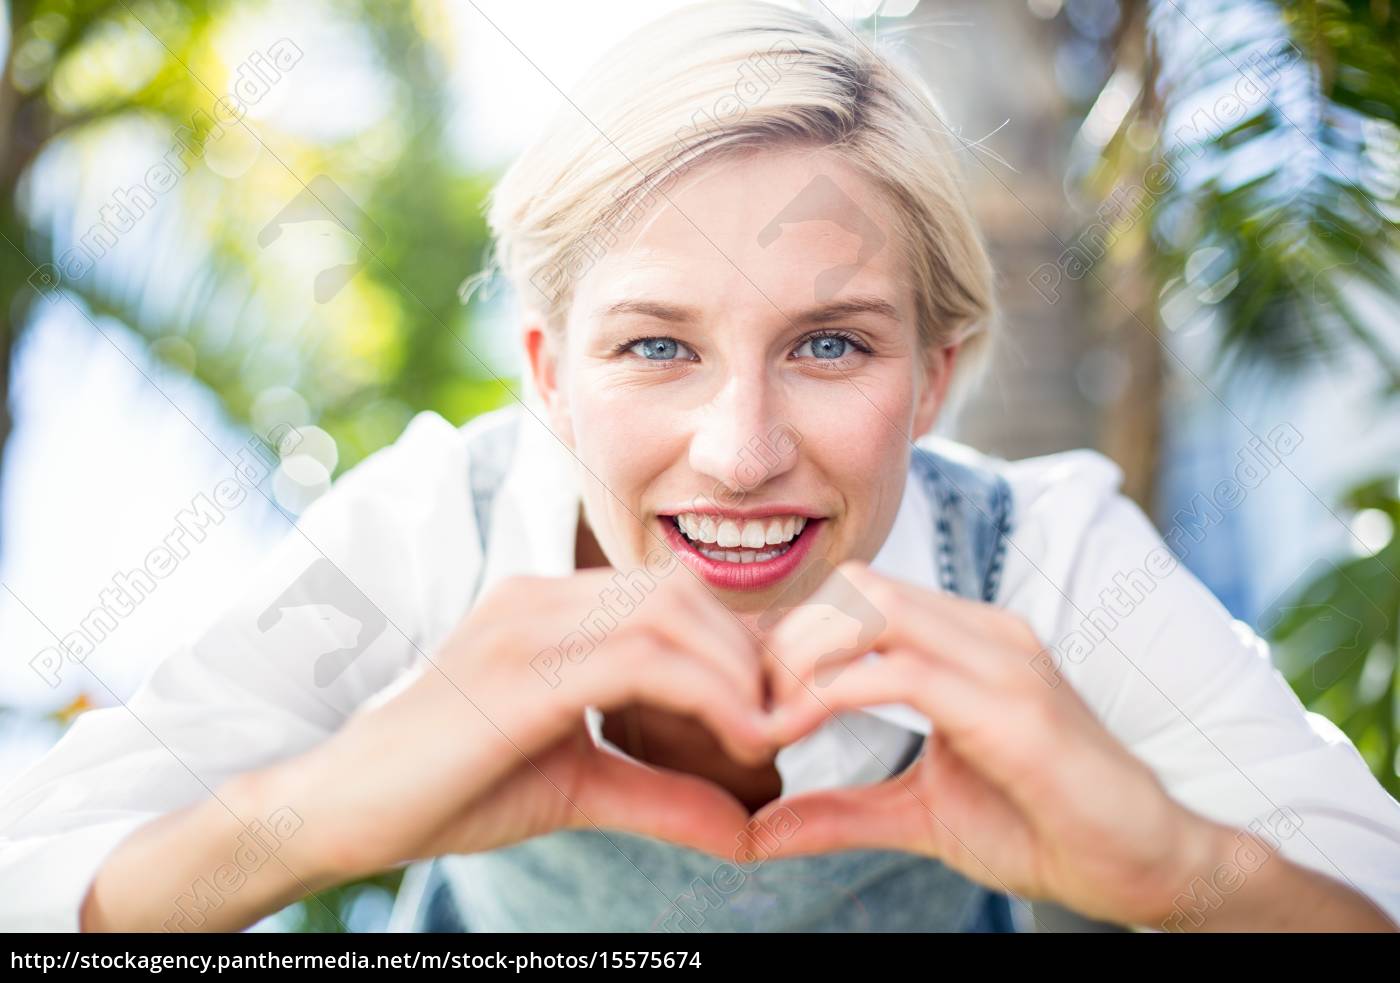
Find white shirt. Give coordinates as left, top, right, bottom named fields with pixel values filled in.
left=2, top=404, right=1398, bottom=931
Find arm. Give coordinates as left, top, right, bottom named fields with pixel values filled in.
left=755, top=451, right=1400, bottom=931
left=1150, top=812, right=1395, bottom=931
left=1013, top=452, right=1400, bottom=930
left=0, top=411, right=478, bottom=931
left=1053, top=486, right=1400, bottom=932
left=82, top=565, right=780, bottom=932
left=78, top=768, right=341, bottom=933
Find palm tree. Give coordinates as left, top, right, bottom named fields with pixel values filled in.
left=0, top=0, right=507, bottom=929
left=1076, top=0, right=1400, bottom=795
left=0, top=0, right=508, bottom=539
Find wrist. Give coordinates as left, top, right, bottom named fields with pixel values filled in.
left=224, top=759, right=352, bottom=891
left=1140, top=807, right=1238, bottom=931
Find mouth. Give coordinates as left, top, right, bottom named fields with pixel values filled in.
left=658, top=510, right=823, bottom=592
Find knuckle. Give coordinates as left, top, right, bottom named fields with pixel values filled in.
left=610, top=630, right=656, bottom=667
left=890, top=657, right=925, bottom=695
left=477, top=574, right=549, bottom=619
left=1001, top=611, right=1041, bottom=650
left=1018, top=688, right=1061, bottom=737
left=862, top=575, right=900, bottom=615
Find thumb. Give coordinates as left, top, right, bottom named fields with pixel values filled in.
left=564, top=746, right=754, bottom=860
left=750, top=779, right=918, bottom=858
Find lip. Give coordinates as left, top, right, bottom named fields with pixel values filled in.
left=659, top=514, right=823, bottom=592
left=656, top=503, right=826, bottom=521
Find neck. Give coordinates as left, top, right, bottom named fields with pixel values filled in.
left=574, top=511, right=610, bottom=570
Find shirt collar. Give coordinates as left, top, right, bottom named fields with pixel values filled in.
left=474, top=404, right=582, bottom=591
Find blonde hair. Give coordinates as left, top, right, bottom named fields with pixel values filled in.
left=487, top=0, right=997, bottom=384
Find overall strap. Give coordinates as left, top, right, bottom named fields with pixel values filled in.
left=907, top=441, right=1018, bottom=932
left=464, top=409, right=524, bottom=552
left=909, top=443, right=1015, bottom=604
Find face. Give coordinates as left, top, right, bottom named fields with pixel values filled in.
left=527, top=147, right=957, bottom=632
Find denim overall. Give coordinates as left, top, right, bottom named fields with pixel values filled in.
left=399, top=412, right=1016, bottom=932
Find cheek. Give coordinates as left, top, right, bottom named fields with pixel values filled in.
left=790, top=369, right=916, bottom=482
left=787, top=370, right=914, bottom=561
left=566, top=375, right=682, bottom=543
left=572, top=382, right=664, bottom=475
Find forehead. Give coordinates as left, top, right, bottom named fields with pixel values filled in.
left=568, top=148, right=912, bottom=329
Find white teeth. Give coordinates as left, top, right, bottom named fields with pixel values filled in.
left=740, top=520, right=767, bottom=549
left=716, top=519, right=742, bottom=548
left=697, top=544, right=791, bottom=563
left=673, top=511, right=814, bottom=558
left=765, top=518, right=785, bottom=545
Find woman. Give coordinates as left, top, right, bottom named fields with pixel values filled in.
left=3, top=1, right=1399, bottom=933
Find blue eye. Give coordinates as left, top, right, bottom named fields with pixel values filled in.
left=795, top=334, right=856, bottom=360
left=628, top=337, right=694, bottom=361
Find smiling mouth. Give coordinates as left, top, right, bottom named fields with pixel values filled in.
left=658, top=511, right=823, bottom=592
left=666, top=512, right=811, bottom=563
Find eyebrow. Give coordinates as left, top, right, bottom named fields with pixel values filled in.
left=597, top=295, right=901, bottom=326
left=598, top=300, right=700, bottom=323
left=794, top=297, right=901, bottom=325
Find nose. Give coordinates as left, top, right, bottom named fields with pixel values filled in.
left=688, top=371, right=799, bottom=501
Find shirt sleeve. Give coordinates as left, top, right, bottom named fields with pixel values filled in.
left=0, top=410, right=484, bottom=931
left=998, top=448, right=1400, bottom=930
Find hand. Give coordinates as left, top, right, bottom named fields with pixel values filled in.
left=284, top=568, right=777, bottom=881
left=752, top=561, right=1211, bottom=926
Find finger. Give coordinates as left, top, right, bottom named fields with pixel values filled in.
left=767, top=649, right=940, bottom=743
left=769, top=650, right=1051, bottom=798
left=637, top=576, right=765, bottom=704
left=751, top=775, right=1028, bottom=898
left=583, top=635, right=776, bottom=765
left=750, top=779, right=916, bottom=858
left=767, top=567, right=1027, bottom=706
left=871, top=589, right=1037, bottom=686
left=842, top=564, right=1044, bottom=677
left=760, top=564, right=896, bottom=705
left=568, top=745, right=752, bottom=859
left=539, top=575, right=765, bottom=714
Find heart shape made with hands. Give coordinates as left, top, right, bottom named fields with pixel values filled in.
left=587, top=568, right=939, bottom=861
left=575, top=570, right=1163, bottom=925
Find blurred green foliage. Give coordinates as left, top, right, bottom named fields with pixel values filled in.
left=1, top=0, right=510, bottom=931
left=1269, top=476, right=1399, bottom=798
left=1080, top=0, right=1399, bottom=796
left=1, top=0, right=510, bottom=491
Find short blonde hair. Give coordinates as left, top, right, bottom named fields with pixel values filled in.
left=487, top=0, right=996, bottom=381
